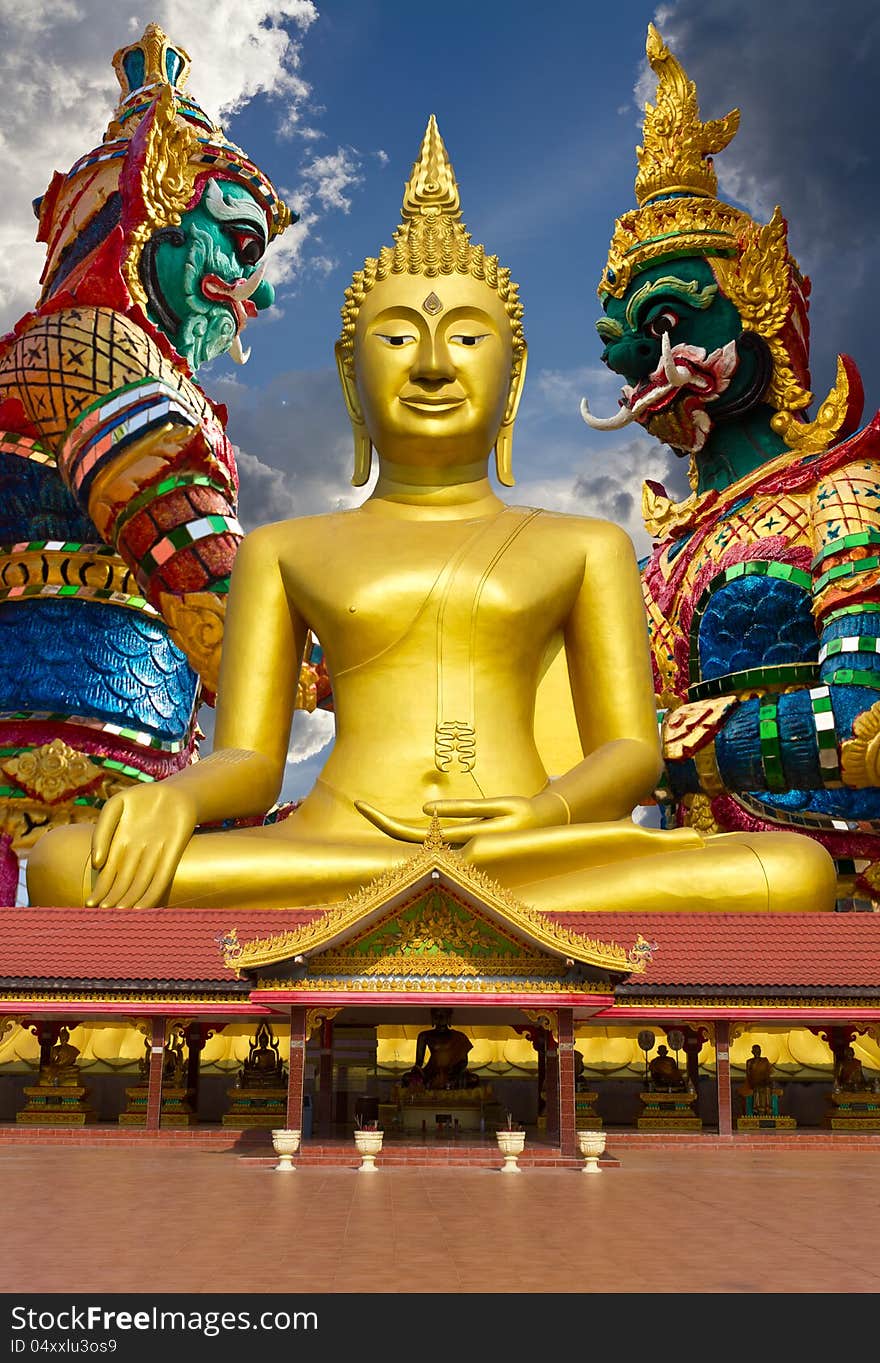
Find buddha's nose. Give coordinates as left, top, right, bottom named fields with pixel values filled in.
left=414, top=334, right=455, bottom=382
left=602, top=335, right=659, bottom=382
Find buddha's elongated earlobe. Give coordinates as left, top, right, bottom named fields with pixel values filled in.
left=494, top=426, right=515, bottom=487
left=494, top=342, right=528, bottom=487
left=334, top=341, right=373, bottom=486
left=352, top=429, right=373, bottom=486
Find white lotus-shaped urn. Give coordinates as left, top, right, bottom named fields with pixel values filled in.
left=354, top=1128, right=384, bottom=1172
left=577, top=1129, right=607, bottom=1174
left=496, top=1128, right=526, bottom=1173
left=271, top=1127, right=301, bottom=1172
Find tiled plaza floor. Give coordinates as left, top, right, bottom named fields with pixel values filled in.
left=2, top=1144, right=879, bottom=1293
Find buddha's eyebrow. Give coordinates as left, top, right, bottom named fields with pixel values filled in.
left=624, top=275, right=718, bottom=329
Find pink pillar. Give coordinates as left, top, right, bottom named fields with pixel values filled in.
left=545, top=1035, right=559, bottom=1141
left=557, top=1010, right=577, bottom=1158
left=0, top=835, right=19, bottom=906
left=316, top=1019, right=334, bottom=1136
left=715, top=1020, right=732, bottom=1136
left=286, top=1007, right=307, bottom=1132
left=145, top=1017, right=166, bottom=1132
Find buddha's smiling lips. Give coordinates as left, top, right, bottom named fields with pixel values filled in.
left=399, top=395, right=466, bottom=413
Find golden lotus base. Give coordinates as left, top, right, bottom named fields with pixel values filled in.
left=17, top=1085, right=96, bottom=1125
left=118, top=1085, right=197, bottom=1126
left=222, top=1114, right=286, bottom=1128
left=737, top=1115, right=797, bottom=1130
left=576, top=1091, right=602, bottom=1130
left=637, top=1116, right=703, bottom=1130
left=117, top=1113, right=199, bottom=1127
left=823, top=1091, right=880, bottom=1130
left=638, top=1091, right=700, bottom=1131
left=222, top=1085, right=287, bottom=1127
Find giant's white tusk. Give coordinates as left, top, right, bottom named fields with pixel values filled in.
left=661, top=331, right=691, bottom=387
left=229, top=334, right=251, bottom=365
left=228, top=262, right=266, bottom=301
left=579, top=396, right=636, bottom=430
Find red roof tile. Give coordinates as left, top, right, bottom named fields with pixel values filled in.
left=0, top=908, right=876, bottom=991
left=0, top=907, right=323, bottom=983
left=547, top=912, right=880, bottom=989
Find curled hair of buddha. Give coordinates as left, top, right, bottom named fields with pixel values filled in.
left=338, top=115, right=525, bottom=372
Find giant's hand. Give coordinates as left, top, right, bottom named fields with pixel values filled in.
left=355, top=793, right=565, bottom=845
left=87, top=783, right=198, bottom=909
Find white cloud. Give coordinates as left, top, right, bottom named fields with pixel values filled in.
left=150, top=1, right=318, bottom=122
left=510, top=363, right=690, bottom=559
left=632, top=804, right=662, bottom=828
left=263, top=208, right=316, bottom=287
left=287, top=706, right=335, bottom=764
left=297, top=147, right=364, bottom=214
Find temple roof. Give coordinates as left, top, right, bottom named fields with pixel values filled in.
left=547, top=912, right=880, bottom=993
left=0, top=907, right=321, bottom=988
left=0, top=908, right=876, bottom=998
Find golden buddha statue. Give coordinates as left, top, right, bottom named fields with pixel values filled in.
left=835, top=1045, right=869, bottom=1093
left=647, top=1044, right=687, bottom=1092
left=40, top=1026, right=81, bottom=1086
left=738, top=1044, right=778, bottom=1116
left=407, top=1009, right=477, bottom=1091
left=239, top=1021, right=286, bottom=1089
left=27, top=117, right=836, bottom=916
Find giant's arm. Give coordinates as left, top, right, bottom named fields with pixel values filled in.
left=152, top=522, right=307, bottom=821
left=6, top=307, right=241, bottom=694
left=659, top=461, right=880, bottom=798
left=87, top=526, right=307, bottom=907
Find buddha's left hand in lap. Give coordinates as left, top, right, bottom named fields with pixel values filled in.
left=355, top=790, right=567, bottom=844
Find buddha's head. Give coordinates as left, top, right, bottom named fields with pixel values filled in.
left=583, top=27, right=862, bottom=489
left=336, top=116, right=526, bottom=485
left=34, top=24, right=292, bottom=373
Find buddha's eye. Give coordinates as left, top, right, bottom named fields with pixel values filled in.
left=450, top=334, right=488, bottom=347
left=645, top=310, right=679, bottom=339
left=377, top=333, right=416, bottom=347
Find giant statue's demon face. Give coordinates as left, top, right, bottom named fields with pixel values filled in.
left=142, top=178, right=276, bottom=371
left=597, top=257, right=771, bottom=457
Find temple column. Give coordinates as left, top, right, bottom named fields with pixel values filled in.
left=714, top=1020, right=732, bottom=1136
left=145, top=1017, right=166, bottom=1132
left=557, top=1010, right=577, bottom=1158
left=286, top=1007, right=307, bottom=1132
left=316, top=1019, right=334, bottom=1136
left=185, top=1022, right=205, bottom=1118
left=544, top=1032, right=559, bottom=1141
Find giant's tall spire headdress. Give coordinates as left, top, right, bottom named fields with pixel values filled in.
left=34, top=23, right=293, bottom=317
left=601, top=25, right=818, bottom=430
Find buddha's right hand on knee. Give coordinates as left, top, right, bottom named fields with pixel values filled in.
left=88, top=784, right=198, bottom=909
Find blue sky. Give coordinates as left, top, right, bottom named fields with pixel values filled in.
left=2, top=0, right=879, bottom=800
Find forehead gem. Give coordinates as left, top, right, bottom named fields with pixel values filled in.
left=422, top=291, right=443, bottom=315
